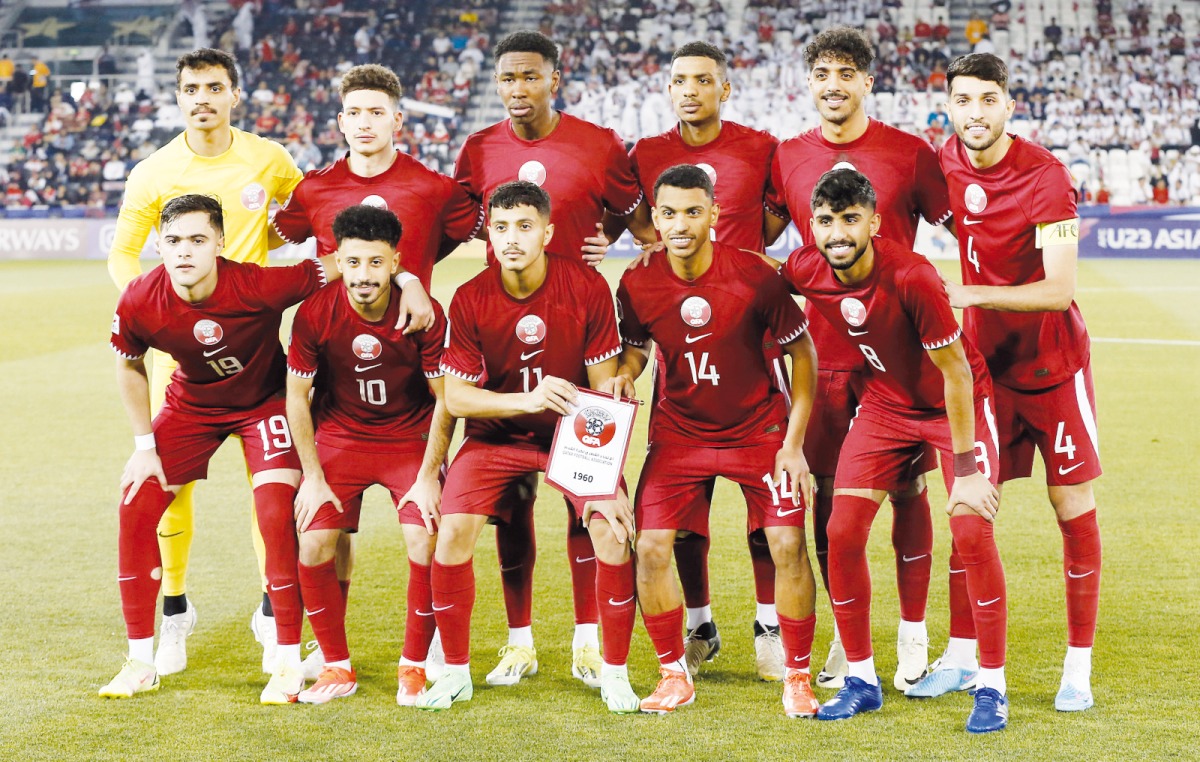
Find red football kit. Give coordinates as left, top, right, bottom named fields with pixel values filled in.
left=630, top=121, right=778, bottom=252
left=942, top=134, right=1101, bottom=652
left=781, top=238, right=1007, bottom=669
left=454, top=112, right=643, bottom=261
left=109, top=257, right=326, bottom=646
left=287, top=282, right=446, bottom=529
left=272, top=151, right=482, bottom=288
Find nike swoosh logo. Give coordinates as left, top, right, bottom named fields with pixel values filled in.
left=776, top=507, right=804, bottom=517
left=976, top=597, right=1002, bottom=607
left=684, top=333, right=712, bottom=344
left=831, top=598, right=856, bottom=606
left=574, top=556, right=596, bottom=563
left=415, top=609, right=435, bottom=616
left=1067, top=569, right=1095, bottom=579
left=793, top=652, right=811, bottom=663
left=270, top=583, right=294, bottom=591
left=500, top=564, right=523, bottom=572
left=963, top=217, right=983, bottom=226
left=431, top=603, right=454, bottom=611
left=520, top=350, right=544, bottom=361
left=1058, top=462, right=1086, bottom=475
left=848, top=329, right=868, bottom=336
left=949, top=568, right=966, bottom=574
left=157, top=530, right=185, bottom=538
left=263, top=450, right=289, bottom=461
left=202, top=346, right=226, bottom=357
left=118, top=575, right=137, bottom=582
left=656, top=651, right=673, bottom=659
left=902, top=554, right=929, bottom=563
left=355, top=363, right=382, bottom=372
left=304, top=607, right=325, bottom=617
left=608, top=596, right=635, bottom=606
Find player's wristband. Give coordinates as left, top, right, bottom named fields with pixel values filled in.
left=953, top=451, right=977, bottom=478
left=393, top=272, right=419, bottom=289
left=134, top=433, right=157, bottom=451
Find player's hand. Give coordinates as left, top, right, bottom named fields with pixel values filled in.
left=399, top=474, right=443, bottom=535
left=120, top=449, right=169, bottom=505
left=523, top=375, right=578, bottom=416
left=946, top=471, right=1000, bottom=522
left=396, top=280, right=435, bottom=334
left=294, top=475, right=341, bottom=533
left=581, top=222, right=609, bottom=267
left=773, top=443, right=813, bottom=509
left=584, top=489, right=635, bottom=545
left=942, top=279, right=973, bottom=309
left=625, top=238, right=664, bottom=270
left=597, top=373, right=637, bottom=401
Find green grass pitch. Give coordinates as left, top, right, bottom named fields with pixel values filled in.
left=1, top=257, right=1197, bottom=760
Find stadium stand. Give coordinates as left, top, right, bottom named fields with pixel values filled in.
left=0, top=0, right=1196, bottom=213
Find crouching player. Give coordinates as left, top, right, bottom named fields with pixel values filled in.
left=101, top=194, right=344, bottom=703
left=418, top=181, right=640, bottom=714
left=605, top=165, right=819, bottom=716
left=780, top=169, right=1010, bottom=733
left=285, top=205, right=455, bottom=705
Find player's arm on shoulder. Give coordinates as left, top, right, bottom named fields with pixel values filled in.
left=393, top=272, right=434, bottom=334
left=108, top=167, right=159, bottom=290
left=947, top=222, right=1078, bottom=312
left=116, top=354, right=170, bottom=502
left=285, top=369, right=342, bottom=532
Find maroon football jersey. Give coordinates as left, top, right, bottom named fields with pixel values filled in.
left=111, top=258, right=325, bottom=412
left=454, top=112, right=643, bottom=261
left=440, top=257, right=622, bottom=446
left=781, top=238, right=990, bottom=416
left=287, top=282, right=445, bottom=452
left=768, top=119, right=952, bottom=372
left=630, top=121, right=778, bottom=252
left=617, top=243, right=808, bottom=446
left=272, top=152, right=482, bottom=289
left=940, top=134, right=1089, bottom=390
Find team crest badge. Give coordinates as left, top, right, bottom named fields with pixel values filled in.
left=965, top=183, right=987, bottom=214
left=193, top=319, right=223, bottom=345
left=680, top=296, right=712, bottom=328
left=361, top=194, right=388, bottom=209
left=697, top=163, right=717, bottom=185
left=242, top=182, right=267, bottom=211
left=831, top=160, right=858, bottom=172
left=352, top=334, right=382, bottom=361
left=840, top=297, right=867, bottom=327
left=518, top=160, right=547, bottom=186
left=574, top=407, right=616, bottom=448
left=515, top=315, right=547, bottom=344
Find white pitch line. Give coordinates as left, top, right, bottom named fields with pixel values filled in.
left=1093, top=337, right=1200, bottom=346
left=1077, top=286, right=1200, bottom=292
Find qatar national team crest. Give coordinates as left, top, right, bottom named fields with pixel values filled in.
left=518, top=160, right=548, bottom=186
left=241, top=182, right=267, bottom=211
left=574, top=406, right=617, bottom=448
left=964, top=183, right=988, bottom=214
left=515, top=315, right=547, bottom=344
left=680, top=296, right=712, bottom=328
left=193, top=319, right=224, bottom=346
left=352, top=334, right=382, bottom=361
left=360, top=194, right=388, bottom=209
left=840, top=297, right=867, bottom=327
left=696, top=163, right=717, bottom=185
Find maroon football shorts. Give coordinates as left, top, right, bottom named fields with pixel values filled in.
left=307, top=442, right=433, bottom=531
left=440, top=437, right=592, bottom=522
left=152, top=395, right=300, bottom=484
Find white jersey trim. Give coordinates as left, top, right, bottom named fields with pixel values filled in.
left=312, top=257, right=328, bottom=286
left=1074, top=369, right=1100, bottom=456
left=465, top=205, right=485, bottom=241
left=110, top=343, right=145, bottom=361
left=585, top=345, right=621, bottom=366
left=424, top=369, right=445, bottom=380
left=440, top=364, right=481, bottom=383
left=622, top=336, right=648, bottom=348
left=775, top=319, right=809, bottom=346
left=607, top=189, right=643, bottom=218
left=764, top=201, right=789, bottom=221
left=270, top=213, right=308, bottom=246
left=923, top=329, right=961, bottom=350
left=287, top=365, right=317, bottom=379
left=930, top=209, right=953, bottom=226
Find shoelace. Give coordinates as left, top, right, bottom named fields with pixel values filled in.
left=974, top=687, right=1002, bottom=708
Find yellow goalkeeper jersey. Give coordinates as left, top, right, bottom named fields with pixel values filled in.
left=108, top=126, right=303, bottom=289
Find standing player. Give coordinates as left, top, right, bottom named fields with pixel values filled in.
left=106, top=48, right=303, bottom=676
left=921, top=53, right=1101, bottom=712
left=764, top=27, right=954, bottom=692
left=416, top=181, right=638, bottom=714
left=286, top=205, right=455, bottom=706
left=272, top=62, right=477, bottom=676
left=453, top=30, right=655, bottom=685
left=100, top=194, right=340, bottom=704
left=606, top=165, right=820, bottom=717
left=781, top=169, right=1009, bottom=734
left=627, top=41, right=785, bottom=681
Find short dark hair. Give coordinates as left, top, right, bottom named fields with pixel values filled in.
left=804, top=26, right=874, bottom=72
left=339, top=63, right=402, bottom=106
left=947, top=53, right=1009, bottom=93
left=161, top=194, right=224, bottom=235
left=176, top=48, right=239, bottom=89
left=488, top=180, right=551, bottom=219
left=494, top=30, right=559, bottom=70
left=671, top=41, right=728, bottom=77
left=653, top=164, right=714, bottom=202
left=810, top=169, right=877, bottom=213
left=332, top=205, right=402, bottom=249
